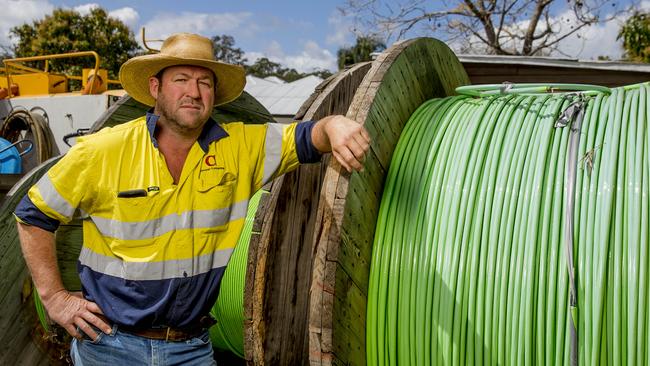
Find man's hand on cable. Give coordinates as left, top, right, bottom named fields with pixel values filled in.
left=312, top=115, right=371, bottom=172
left=43, top=290, right=112, bottom=340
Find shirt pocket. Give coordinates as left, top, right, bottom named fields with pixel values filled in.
left=107, top=190, right=167, bottom=241
left=196, top=168, right=236, bottom=232
left=112, top=191, right=159, bottom=219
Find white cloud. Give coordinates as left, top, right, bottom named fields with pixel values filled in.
left=457, top=6, right=647, bottom=60
left=524, top=2, right=650, bottom=60
left=248, top=40, right=337, bottom=72
left=73, top=3, right=99, bottom=16
left=550, top=2, right=650, bottom=60
left=140, top=11, right=255, bottom=48
left=0, top=0, right=54, bottom=47
left=326, top=13, right=354, bottom=47
left=109, top=7, right=139, bottom=29
left=546, top=8, right=625, bottom=60
left=0, top=1, right=144, bottom=49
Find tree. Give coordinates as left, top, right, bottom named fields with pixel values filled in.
left=245, top=57, right=332, bottom=82
left=341, top=0, right=629, bottom=56
left=10, top=8, right=140, bottom=79
left=210, top=35, right=334, bottom=82
left=310, top=69, right=334, bottom=79
left=0, top=45, right=13, bottom=66
left=618, top=11, right=650, bottom=62
left=211, top=34, right=248, bottom=65
left=246, top=57, right=285, bottom=78
left=337, top=36, right=386, bottom=69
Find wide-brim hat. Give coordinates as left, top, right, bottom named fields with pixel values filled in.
left=119, top=33, right=246, bottom=107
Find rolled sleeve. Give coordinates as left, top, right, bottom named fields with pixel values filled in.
left=294, top=120, right=322, bottom=164
left=14, top=194, right=60, bottom=232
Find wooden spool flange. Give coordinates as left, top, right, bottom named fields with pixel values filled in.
left=244, top=62, right=372, bottom=365
left=309, top=38, right=470, bottom=366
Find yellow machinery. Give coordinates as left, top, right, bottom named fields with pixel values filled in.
left=0, top=51, right=120, bottom=97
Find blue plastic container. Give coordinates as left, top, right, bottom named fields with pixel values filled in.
left=0, top=137, right=23, bottom=174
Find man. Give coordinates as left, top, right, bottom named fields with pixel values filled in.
left=14, top=33, right=369, bottom=365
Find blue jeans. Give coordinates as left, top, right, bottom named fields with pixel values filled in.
left=70, top=324, right=217, bottom=366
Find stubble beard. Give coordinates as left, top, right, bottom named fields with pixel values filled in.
left=156, top=92, right=207, bottom=138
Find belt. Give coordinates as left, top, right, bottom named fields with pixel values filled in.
left=96, top=314, right=216, bottom=342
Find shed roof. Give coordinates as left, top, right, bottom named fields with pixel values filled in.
left=244, top=75, right=323, bottom=116
left=458, top=54, right=650, bottom=87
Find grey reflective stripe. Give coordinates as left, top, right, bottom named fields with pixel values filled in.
left=79, top=246, right=234, bottom=281
left=262, top=123, right=285, bottom=184
left=91, top=199, right=249, bottom=241
left=36, top=173, right=76, bottom=219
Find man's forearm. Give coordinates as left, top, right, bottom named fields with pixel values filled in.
left=17, top=221, right=111, bottom=338
left=17, top=222, right=66, bottom=302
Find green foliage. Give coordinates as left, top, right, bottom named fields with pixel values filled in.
left=212, top=34, right=247, bottom=65
left=245, top=56, right=332, bottom=82
left=0, top=45, right=13, bottom=67
left=619, top=12, right=650, bottom=63
left=211, top=35, right=332, bottom=82
left=10, top=8, right=140, bottom=79
left=246, top=57, right=284, bottom=78
left=337, top=36, right=386, bottom=70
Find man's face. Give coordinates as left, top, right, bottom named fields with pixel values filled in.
left=149, top=65, right=215, bottom=135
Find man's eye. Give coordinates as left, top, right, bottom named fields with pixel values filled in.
left=200, top=81, right=212, bottom=88
left=175, top=78, right=187, bottom=82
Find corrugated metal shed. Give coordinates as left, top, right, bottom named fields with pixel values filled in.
left=244, top=75, right=323, bottom=118
left=458, top=54, right=650, bottom=87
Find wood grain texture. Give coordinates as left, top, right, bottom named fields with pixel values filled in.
left=311, top=38, right=471, bottom=366
left=243, top=62, right=372, bottom=366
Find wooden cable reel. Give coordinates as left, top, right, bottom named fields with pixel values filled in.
left=244, top=38, right=471, bottom=365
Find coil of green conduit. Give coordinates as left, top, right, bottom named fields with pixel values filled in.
left=367, top=82, right=649, bottom=365
left=210, top=188, right=267, bottom=357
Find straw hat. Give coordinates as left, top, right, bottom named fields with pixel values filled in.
left=119, top=33, right=246, bottom=106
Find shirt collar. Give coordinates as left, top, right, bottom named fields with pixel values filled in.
left=145, top=111, right=229, bottom=152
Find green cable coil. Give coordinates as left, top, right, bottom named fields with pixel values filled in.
left=33, top=286, right=49, bottom=332
left=367, top=83, right=649, bottom=365
left=210, top=188, right=267, bottom=357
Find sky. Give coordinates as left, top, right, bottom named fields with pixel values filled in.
left=0, top=0, right=647, bottom=73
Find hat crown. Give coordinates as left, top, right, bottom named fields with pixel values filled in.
left=160, top=33, right=215, bottom=61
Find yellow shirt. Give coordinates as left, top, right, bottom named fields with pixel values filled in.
left=17, top=113, right=318, bottom=328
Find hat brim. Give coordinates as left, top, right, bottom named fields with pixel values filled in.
left=119, top=54, right=246, bottom=107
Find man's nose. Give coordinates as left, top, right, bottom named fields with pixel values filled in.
left=185, top=79, right=201, bottom=99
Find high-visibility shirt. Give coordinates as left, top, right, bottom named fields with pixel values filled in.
left=15, top=113, right=321, bottom=329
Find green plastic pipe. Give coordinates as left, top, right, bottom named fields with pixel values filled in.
left=209, top=188, right=267, bottom=357
left=367, top=82, right=649, bottom=365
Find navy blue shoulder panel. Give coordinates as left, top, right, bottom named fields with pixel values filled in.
left=14, top=194, right=60, bottom=232
left=295, top=120, right=322, bottom=164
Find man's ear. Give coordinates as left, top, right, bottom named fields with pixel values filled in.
left=149, top=76, right=160, bottom=100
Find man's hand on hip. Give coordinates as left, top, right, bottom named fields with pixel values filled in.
left=312, top=115, right=371, bottom=172
left=44, top=290, right=112, bottom=340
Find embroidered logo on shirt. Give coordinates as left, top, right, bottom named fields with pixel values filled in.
left=205, top=155, right=217, bottom=167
